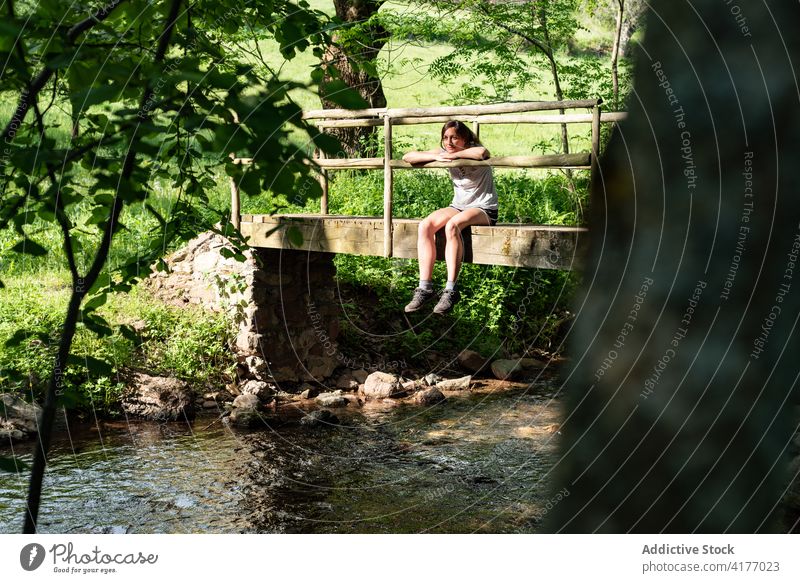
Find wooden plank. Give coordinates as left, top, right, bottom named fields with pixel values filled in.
left=313, top=153, right=591, bottom=170
left=234, top=152, right=601, bottom=168
left=240, top=214, right=586, bottom=270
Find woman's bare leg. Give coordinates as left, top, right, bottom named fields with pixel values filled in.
left=443, top=208, right=490, bottom=283
left=417, top=207, right=459, bottom=280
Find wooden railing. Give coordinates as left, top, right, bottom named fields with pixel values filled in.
left=231, top=100, right=626, bottom=257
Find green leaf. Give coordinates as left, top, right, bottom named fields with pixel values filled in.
left=11, top=239, right=48, bottom=256
left=0, top=456, right=28, bottom=473
left=320, top=80, right=369, bottom=109
left=70, top=84, right=123, bottom=110
left=82, top=293, right=108, bottom=313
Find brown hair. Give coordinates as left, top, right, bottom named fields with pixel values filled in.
left=440, top=120, right=481, bottom=146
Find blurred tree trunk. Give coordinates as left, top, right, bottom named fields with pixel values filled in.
left=321, top=0, right=387, bottom=157
left=548, top=0, right=800, bottom=532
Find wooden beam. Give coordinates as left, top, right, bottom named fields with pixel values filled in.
left=239, top=214, right=587, bottom=270
left=311, top=153, right=592, bottom=170
left=302, top=100, right=602, bottom=120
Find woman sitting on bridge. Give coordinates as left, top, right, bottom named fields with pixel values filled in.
left=402, top=120, right=498, bottom=314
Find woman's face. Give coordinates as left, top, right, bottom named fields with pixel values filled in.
left=442, top=127, right=467, bottom=152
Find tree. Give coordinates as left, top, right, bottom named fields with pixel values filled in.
left=584, top=0, right=646, bottom=110
left=0, top=0, right=337, bottom=532
left=320, top=0, right=388, bottom=157
left=548, top=0, right=800, bottom=531
left=393, top=0, right=582, bottom=157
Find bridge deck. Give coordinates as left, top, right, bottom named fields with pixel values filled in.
left=240, top=214, right=586, bottom=270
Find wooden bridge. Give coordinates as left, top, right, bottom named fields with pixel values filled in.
left=232, top=100, right=625, bottom=271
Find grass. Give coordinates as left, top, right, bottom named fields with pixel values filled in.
left=0, top=275, right=236, bottom=415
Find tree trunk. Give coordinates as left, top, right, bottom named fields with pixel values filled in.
left=537, top=6, right=569, bottom=157
left=321, top=0, right=387, bottom=157
left=611, top=0, right=624, bottom=110
left=619, top=0, right=645, bottom=58
left=548, top=0, right=800, bottom=532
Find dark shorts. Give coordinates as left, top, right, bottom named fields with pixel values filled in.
left=450, top=206, right=498, bottom=226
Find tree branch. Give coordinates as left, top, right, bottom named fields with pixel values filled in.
left=23, top=0, right=184, bottom=535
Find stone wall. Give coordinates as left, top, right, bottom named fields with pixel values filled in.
left=147, top=232, right=340, bottom=384
left=238, top=248, right=340, bottom=382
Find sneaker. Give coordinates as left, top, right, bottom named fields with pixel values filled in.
left=433, top=289, right=460, bottom=314
left=404, top=287, right=437, bottom=313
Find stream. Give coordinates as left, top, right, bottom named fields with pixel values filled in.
left=0, top=381, right=563, bottom=533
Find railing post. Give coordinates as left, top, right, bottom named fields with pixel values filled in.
left=230, top=172, right=241, bottom=230
left=472, top=119, right=480, bottom=141
left=229, top=110, right=241, bottom=230
left=590, top=101, right=602, bottom=192
left=383, top=114, right=393, bottom=257
left=315, top=146, right=329, bottom=214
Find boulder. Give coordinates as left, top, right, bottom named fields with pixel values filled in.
left=491, top=359, right=523, bottom=380
left=202, top=390, right=234, bottom=404
left=229, top=393, right=261, bottom=427
left=123, top=373, right=194, bottom=421
left=244, top=355, right=268, bottom=379
left=413, top=388, right=446, bottom=406
left=436, top=375, right=472, bottom=391
left=336, top=372, right=359, bottom=391
left=300, top=409, right=340, bottom=428
left=0, top=394, right=42, bottom=441
left=306, top=355, right=338, bottom=379
left=315, top=391, right=349, bottom=408
left=239, top=380, right=275, bottom=402
left=352, top=369, right=369, bottom=384
left=402, top=380, right=419, bottom=392
left=300, top=384, right=322, bottom=399
left=424, top=373, right=443, bottom=386
left=519, top=357, right=548, bottom=369
left=361, top=372, right=404, bottom=399
left=458, top=349, right=489, bottom=373
left=233, top=393, right=260, bottom=409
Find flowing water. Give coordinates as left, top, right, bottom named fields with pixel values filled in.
left=0, top=382, right=564, bottom=533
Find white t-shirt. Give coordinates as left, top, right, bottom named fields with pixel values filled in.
left=448, top=164, right=498, bottom=211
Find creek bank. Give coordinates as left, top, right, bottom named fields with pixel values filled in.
left=0, top=348, right=558, bottom=440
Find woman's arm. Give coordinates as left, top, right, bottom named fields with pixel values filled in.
left=437, top=146, right=490, bottom=161
left=402, top=149, right=442, bottom=164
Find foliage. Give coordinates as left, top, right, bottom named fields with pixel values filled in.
left=0, top=280, right=236, bottom=415
left=334, top=253, right=578, bottom=360
left=383, top=0, right=582, bottom=103
left=0, top=0, right=355, bottom=529
left=326, top=167, right=586, bottom=359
